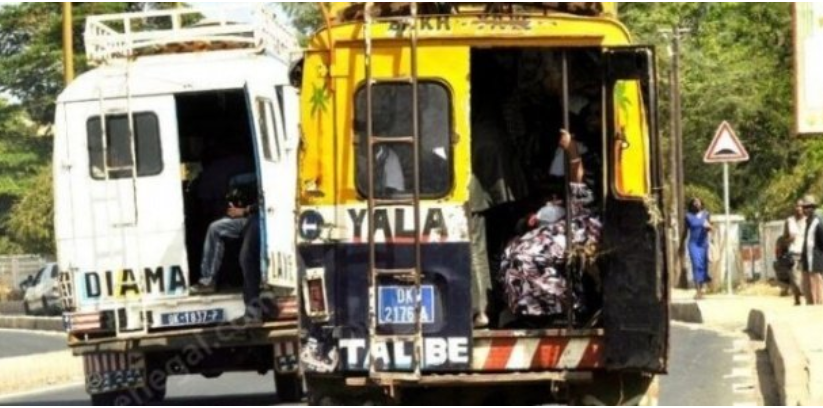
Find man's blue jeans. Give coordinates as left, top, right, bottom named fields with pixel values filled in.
left=199, top=217, right=247, bottom=286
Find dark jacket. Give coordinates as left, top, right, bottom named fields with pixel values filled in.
left=801, top=215, right=823, bottom=273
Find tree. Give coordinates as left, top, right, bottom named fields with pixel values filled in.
left=6, top=166, right=55, bottom=255
left=620, top=3, right=799, bottom=221
left=0, top=2, right=179, bottom=124
left=278, top=3, right=323, bottom=45
left=0, top=100, right=49, bottom=254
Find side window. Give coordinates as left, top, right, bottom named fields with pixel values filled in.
left=87, top=112, right=162, bottom=180
left=33, top=267, right=45, bottom=285
left=275, top=86, right=289, bottom=142
left=354, top=82, right=453, bottom=198
left=256, top=98, right=281, bottom=162
left=50, top=264, right=58, bottom=279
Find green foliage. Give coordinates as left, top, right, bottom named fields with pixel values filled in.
left=278, top=3, right=323, bottom=45
left=0, top=2, right=180, bottom=124
left=6, top=166, right=54, bottom=255
left=684, top=184, right=723, bottom=215
left=621, top=3, right=800, bottom=221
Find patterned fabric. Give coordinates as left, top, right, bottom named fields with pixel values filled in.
left=499, top=183, right=601, bottom=317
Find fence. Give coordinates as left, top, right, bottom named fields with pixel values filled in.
left=0, top=255, right=51, bottom=299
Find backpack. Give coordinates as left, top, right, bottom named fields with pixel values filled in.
left=773, top=235, right=794, bottom=284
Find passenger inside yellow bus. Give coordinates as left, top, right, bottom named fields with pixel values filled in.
left=469, top=48, right=605, bottom=330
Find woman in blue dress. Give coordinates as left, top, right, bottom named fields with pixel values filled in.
left=682, top=198, right=713, bottom=299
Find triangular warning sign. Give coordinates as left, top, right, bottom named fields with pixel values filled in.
left=703, top=121, right=749, bottom=163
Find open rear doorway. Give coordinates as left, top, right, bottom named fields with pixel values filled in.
left=176, top=90, right=257, bottom=290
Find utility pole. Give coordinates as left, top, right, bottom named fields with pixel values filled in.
left=660, top=25, right=690, bottom=289
left=62, top=2, right=74, bottom=85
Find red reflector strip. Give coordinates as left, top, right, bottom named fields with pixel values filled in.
left=473, top=337, right=603, bottom=371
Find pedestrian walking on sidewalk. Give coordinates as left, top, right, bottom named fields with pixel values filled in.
left=800, top=195, right=823, bottom=305
left=682, top=197, right=712, bottom=300
left=782, top=200, right=807, bottom=305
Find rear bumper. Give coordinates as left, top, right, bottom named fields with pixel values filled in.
left=69, top=320, right=298, bottom=355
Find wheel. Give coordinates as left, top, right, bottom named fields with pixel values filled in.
left=570, top=373, right=657, bottom=406
left=274, top=372, right=303, bottom=403
left=305, top=375, right=391, bottom=405
left=143, top=357, right=168, bottom=403
left=90, top=391, right=141, bottom=406
left=41, top=297, right=49, bottom=316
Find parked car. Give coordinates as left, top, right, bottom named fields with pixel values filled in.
left=22, top=263, right=62, bottom=316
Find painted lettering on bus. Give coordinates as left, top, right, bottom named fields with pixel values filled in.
left=348, top=208, right=447, bottom=242
left=83, top=266, right=186, bottom=298
left=473, top=15, right=532, bottom=30
left=389, top=16, right=451, bottom=35
left=339, top=337, right=469, bottom=369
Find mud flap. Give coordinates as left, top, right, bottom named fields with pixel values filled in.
left=273, top=340, right=300, bottom=374
left=83, top=352, right=146, bottom=395
left=602, top=47, right=668, bottom=371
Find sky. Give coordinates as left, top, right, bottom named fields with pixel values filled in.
left=190, top=2, right=281, bottom=24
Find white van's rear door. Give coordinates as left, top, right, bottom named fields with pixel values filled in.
left=245, top=81, right=297, bottom=290
left=59, top=95, right=188, bottom=313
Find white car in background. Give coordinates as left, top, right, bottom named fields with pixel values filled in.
left=22, top=263, right=62, bottom=316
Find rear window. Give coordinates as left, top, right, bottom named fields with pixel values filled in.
left=87, top=112, right=162, bottom=179
left=354, top=82, right=453, bottom=198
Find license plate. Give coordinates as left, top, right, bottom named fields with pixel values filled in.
left=160, top=309, right=224, bottom=327
left=378, top=286, right=435, bottom=325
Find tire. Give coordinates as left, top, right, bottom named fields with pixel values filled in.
left=41, top=297, right=49, bottom=316
left=90, top=391, right=141, bottom=406
left=274, top=372, right=303, bottom=403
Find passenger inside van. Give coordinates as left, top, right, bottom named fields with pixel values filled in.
left=190, top=172, right=258, bottom=295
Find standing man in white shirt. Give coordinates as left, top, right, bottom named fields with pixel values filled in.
left=784, top=199, right=807, bottom=305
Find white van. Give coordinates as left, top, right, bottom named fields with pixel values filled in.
left=53, top=8, right=302, bottom=404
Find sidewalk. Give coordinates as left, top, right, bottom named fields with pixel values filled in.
left=671, top=288, right=823, bottom=405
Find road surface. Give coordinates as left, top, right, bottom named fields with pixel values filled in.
left=660, top=322, right=760, bottom=406
left=0, top=329, right=67, bottom=359
left=0, top=323, right=761, bottom=405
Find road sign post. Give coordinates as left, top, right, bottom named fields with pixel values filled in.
left=704, top=121, right=749, bottom=296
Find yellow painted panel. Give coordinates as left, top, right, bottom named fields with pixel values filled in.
left=613, top=80, right=650, bottom=198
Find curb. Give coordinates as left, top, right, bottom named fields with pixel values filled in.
left=670, top=301, right=703, bottom=324
left=766, top=320, right=809, bottom=406
left=0, top=315, right=63, bottom=332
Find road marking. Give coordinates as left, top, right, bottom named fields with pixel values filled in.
left=733, top=354, right=753, bottom=363
left=723, top=368, right=753, bottom=379
left=732, top=383, right=755, bottom=394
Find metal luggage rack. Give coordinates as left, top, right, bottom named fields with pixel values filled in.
left=84, top=6, right=298, bottom=66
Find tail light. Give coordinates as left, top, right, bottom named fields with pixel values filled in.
left=302, top=268, right=329, bottom=321
left=58, top=268, right=75, bottom=311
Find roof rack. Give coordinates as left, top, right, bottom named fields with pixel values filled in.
left=84, top=7, right=299, bottom=66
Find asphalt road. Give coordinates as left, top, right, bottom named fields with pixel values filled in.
left=0, top=373, right=297, bottom=406
left=0, top=329, right=67, bottom=359
left=0, top=323, right=760, bottom=406
left=660, top=323, right=759, bottom=406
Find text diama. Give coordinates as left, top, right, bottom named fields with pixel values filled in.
left=83, top=266, right=186, bottom=298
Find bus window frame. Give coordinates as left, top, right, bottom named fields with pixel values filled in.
left=352, top=78, right=456, bottom=200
